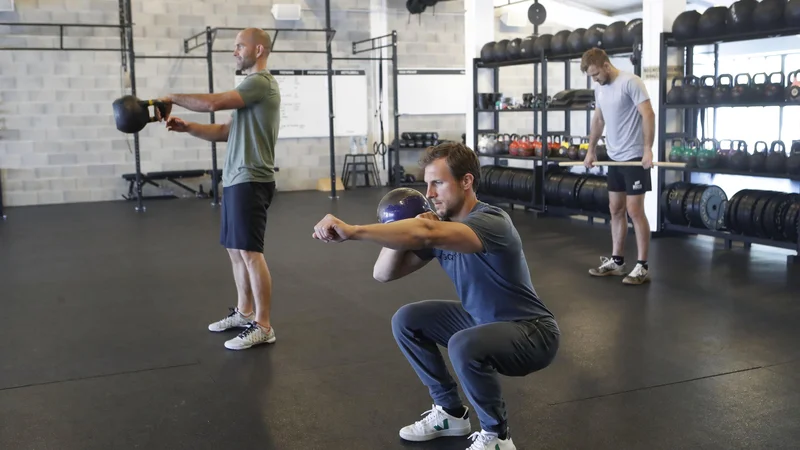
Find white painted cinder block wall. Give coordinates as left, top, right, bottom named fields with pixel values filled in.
left=0, top=0, right=467, bottom=207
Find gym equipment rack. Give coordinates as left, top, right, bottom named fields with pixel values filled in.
left=0, top=15, right=135, bottom=220
left=654, top=25, right=800, bottom=263
left=472, top=32, right=642, bottom=223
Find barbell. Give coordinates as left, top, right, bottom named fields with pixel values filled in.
left=557, top=161, right=687, bottom=167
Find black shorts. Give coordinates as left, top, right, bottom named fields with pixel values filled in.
left=607, top=158, right=651, bottom=195
left=220, top=181, right=276, bottom=253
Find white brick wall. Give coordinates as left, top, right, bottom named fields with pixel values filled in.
left=0, top=0, right=470, bottom=206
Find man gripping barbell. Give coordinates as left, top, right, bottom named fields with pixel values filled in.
left=581, top=48, right=655, bottom=285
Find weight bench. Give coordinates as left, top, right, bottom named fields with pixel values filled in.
left=121, top=167, right=279, bottom=201
left=121, top=169, right=221, bottom=201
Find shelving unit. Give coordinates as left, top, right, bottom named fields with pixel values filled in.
left=472, top=41, right=642, bottom=221
left=655, top=26, right=800, bottom=262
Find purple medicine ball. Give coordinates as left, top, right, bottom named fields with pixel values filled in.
left=377, top=188, right=431, bottom=223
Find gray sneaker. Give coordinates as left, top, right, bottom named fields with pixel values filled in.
left=208, top=307, right=254, bottom=332
left=589, top=257, right=626, bottom=277
left=224, top=322, right=276, bottom=350
left=622, top=263, right=650, bottom=285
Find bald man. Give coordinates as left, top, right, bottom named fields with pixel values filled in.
left=155, top=27, right=282, bottom=350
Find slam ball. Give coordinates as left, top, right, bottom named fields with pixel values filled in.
left=377, top=188, right=431, bottom=224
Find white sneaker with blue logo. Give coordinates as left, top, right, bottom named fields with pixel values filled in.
left=398, top=404, right=471, bottom=442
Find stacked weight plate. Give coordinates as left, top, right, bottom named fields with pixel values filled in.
left=478, top=165, right=537, bottom=202
left=544, top=172, right=609, bottom=214
left=661, top=182, right=728, bottom=230
left=724, top=190, right=800, bottom=242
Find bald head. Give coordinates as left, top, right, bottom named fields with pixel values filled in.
left=234, top=28, right=271, bottom=73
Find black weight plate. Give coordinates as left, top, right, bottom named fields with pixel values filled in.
left=528, top=2, right=546, bottom=26
left=594, top=177, right=609, bottom=214
left=525, top=172, right=535, bottom=203
left=498, top=170, right=513, bottom=198
left=576, top=176, right=594, bottom=210
left=556, top=174, right=578, bottom=207
left=489, top=167, right=503, bottom=195
left=716, top=200, right=728, bottom=231
left=567, top=174, right=584, bottom=208
left=660, top=183, right=675, bottom=223
left=750, top=191, right=775, bottom=238
left=734, top=191, right=755, bottom=235
left=780, top=194, right=800, bottom=241
left=683, top=184, right=705, bottom=226
left=783, top=197, right=800, bottom=242
left=668, top=182, right=692, bottom=225
left=766, top=193, right=793, bottom=241
left=545, top=173, right=563, bottom=204
left=726, top=189, right=751, bottom=233
left=698, top=185, right=727, bottom=230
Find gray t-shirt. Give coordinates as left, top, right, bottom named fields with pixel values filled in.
left=594, top=71, right=650, bottom=161
left=416, top=202, right=555, bottom=324
left=224, top=70, right=281, bottom=187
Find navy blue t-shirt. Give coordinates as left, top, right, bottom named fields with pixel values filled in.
left=417, top=201, right=554, bottom=324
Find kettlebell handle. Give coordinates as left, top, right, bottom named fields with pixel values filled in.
left=769, top=140, right=786, bottom=153
left=754, top=141, right=768, bottom=154
left=769, top=72, right=785, bottom=85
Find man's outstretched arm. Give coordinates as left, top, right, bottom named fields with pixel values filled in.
left=162, top=90, right=246, bottom=113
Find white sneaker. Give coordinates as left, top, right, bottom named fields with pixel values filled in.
left=623, top=263, right=650, bottom=285
left=223, top=322, right=276, bottom=350
left=466, top=430, right=516, bottom=450
left=208, top=307, right=254, bottom=332
left=589, top=256, right=626, bottom=277
left=398, top=404, right=471, bottom=442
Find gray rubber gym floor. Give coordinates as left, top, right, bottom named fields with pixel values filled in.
left=1, top=187, right=799, bottom=450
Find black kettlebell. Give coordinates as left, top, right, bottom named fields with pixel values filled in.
left=764, top=71, right=786, bottom=102
left=728, top=140, right=750, bottom=171
left=717, top=139, right=734, bottom=167
left=714, top=74, right=733, bottom=103
left=112, top=95, right=168, bottom=134
left=751, top=72, right=769, bottom=100
left=731, top=73, right=753, bottom=103
left=696, top=76, right=716, bottom=104
left=749, top=141, right=768, bottom=172
left=786, top=69, right=800, bottom=103
left=787, top=140, right=800, bottom=175
left=667, top=77, right=684, bottom=104
left=681, top=75, right=700, bottom=104
left=765, top=140, right=788, bottom=173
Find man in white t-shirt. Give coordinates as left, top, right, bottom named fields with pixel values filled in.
left=581, top=48, right=655, bottom=285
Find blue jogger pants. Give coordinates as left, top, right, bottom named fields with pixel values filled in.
left=391, top=299, right=560, bottom=434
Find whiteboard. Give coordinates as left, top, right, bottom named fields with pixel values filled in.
left=397, top=68, right=467, bottom=116
left=235, top=69, right=368, bottom=139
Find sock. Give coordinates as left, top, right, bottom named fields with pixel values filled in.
left=443, top=405, right=467, bottom=419
left=638, top=260, right=648, bottom=270
left=612, top=255, right=624, bottom=266
left=498, top=428, right=510, bottom=440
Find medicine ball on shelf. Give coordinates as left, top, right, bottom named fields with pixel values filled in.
left=567, top=28, right=586, bottom=53
left=787, top=0, right=800, bottom=27
left=550, top=30, right=571, bottom=55
left=623, top=19, right=643, bottom=46
left=727, top=0, right=759, bottom=32
left=532, top=33, right=552, bottom=56
left=584, top=24, right=607, bottom=49
left=507, top=38, right=522, bottom=60
left=754, top=0, right=785, bottom=29
left=493, top=40, right=510, bottom=61
left=698, top=6, right=728, bottom=37
left=480, top=42, right=496, bottom=62
left=672, top=10, right=701, bottom=40
left=603, top=21, right=626, bottom=49
left=519, top=35, right=537, bottom=59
